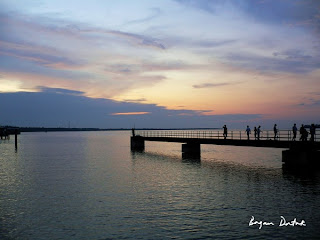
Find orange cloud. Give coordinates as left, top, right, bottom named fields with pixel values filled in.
left=111, top=112, right=150, bottom=115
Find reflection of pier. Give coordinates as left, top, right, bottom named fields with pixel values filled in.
left=131, top=130, right=320, bottom=166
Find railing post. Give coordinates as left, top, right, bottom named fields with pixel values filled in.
left=231, top=131, right=233, bottom=140
left=279, top=131, right=281, bottom=140
left=240, top=131, right=241, bottom=140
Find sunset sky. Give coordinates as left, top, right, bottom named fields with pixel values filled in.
left=1, top=0, right=320, bottom=129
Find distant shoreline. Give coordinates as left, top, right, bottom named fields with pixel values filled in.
left=18, top=127, right=220, bottom=132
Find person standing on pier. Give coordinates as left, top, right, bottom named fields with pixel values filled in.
left=310, top=124, right=316, bottom=142
left=273, top=124, right=278, bottom=140
left=223, top=125, right=228, bottom=139
left=292, top=123, right=297, bottom=141
left=300, top=124, right=306, bottom=141
left=254, top=127, right=257, bottom=140
left=257, top=126, right=262, bottom=140
left=246, top=126, right=251, bottom=140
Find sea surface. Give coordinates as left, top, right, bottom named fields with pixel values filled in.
left=1, top=131, right=320, bottom=239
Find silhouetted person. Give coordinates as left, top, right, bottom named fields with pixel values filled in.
left=299, top=124, right=305, bottom=141
left=132, top=128, right=135, bottom=137
left=254, top=127, right=257, bottom=140
left=303, top=128, right=309, bottom=141
left=223, top=125, right=228, bottom=139
left=292, top=123, right=297, bottom=141
left=257, top=126, right=262, bottom=140
left=310, top=124, right=316, bottom=142
left=246, top=125, right=251, bottom=140
left=300, top=124, right=308, bottom=141
left=273, top=124, right=278, bottom=140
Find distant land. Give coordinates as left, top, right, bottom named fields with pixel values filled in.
left=1, top=125, right=319, bottom=134
left=1, top=126, right=220, bottom=133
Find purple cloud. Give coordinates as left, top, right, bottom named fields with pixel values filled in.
left=193, top=82, right=238, bottom=89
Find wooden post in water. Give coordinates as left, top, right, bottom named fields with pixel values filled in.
left=15, top=130, right=18, bottom=150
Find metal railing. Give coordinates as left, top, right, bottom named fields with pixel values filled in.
left=135, top=129, right=320, bottom=142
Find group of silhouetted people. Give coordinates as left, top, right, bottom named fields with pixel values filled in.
left=221, top=123, right=317, bottom=141
left=245, top=125, right=262, bottom=140
left=296, top=123, right=316, bottom=142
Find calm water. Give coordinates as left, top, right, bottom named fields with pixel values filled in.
left=1, top=131, right=320, bottom=239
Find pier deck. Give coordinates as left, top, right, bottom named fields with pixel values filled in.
left=142, top=136, right=320, bottom=150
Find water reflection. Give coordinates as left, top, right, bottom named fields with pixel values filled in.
left=134, top=146, right=320, bottom=191
left=131, top=149, right=320, bottom=239
left=132, top=148, right=284, bottom=179
left=282, top=166, right=320, bottom=186
left=1, top=132, right=320, bottom=239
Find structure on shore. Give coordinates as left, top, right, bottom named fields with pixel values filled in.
left=0, top=126, right=20, bottom=150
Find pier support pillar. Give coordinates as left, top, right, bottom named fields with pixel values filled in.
left=182, top=142, right=201, bottom=159
left=131, top=136, right=145, bottom=152
left=282, top=150, right=320, bottom=167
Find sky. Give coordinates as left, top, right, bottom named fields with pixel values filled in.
left=1, top=0, right=320, bottom=129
